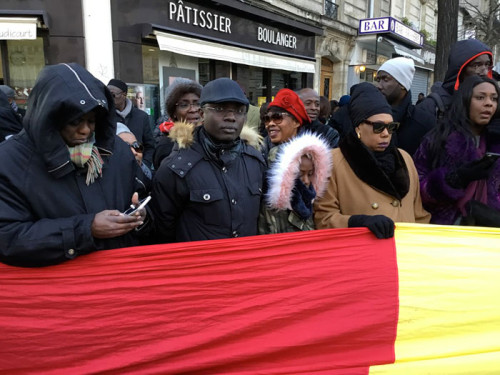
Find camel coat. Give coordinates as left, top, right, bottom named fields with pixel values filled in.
left=314, top=143, right=430, bottom=229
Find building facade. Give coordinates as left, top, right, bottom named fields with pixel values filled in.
left=2, top=0, right=496, bottom=118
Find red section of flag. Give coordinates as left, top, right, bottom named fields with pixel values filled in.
left=0, top=228, right=398, bottom=374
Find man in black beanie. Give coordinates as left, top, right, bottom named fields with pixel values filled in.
left=108, top=79, right=155, bottom=168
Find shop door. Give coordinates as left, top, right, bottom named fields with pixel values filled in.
left=320, top=57, right=334, bottom=99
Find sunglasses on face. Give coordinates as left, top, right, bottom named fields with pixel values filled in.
left=127, top=141, right=144, bottom=153
left=362, top=119, right=400, bottom=134
left=264, top=112, right=292, bottom=125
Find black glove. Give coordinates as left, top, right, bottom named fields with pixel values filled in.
left=463, top=200, right=500, bottom=227
left=446, top=157, right=497, bottom=189
left=348, top=214, right=395, bottom=239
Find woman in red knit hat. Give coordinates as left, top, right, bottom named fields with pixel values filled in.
left=258, top=89, right=332, bottom=234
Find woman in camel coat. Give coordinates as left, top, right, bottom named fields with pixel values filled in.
left=314, top=82, right=430, bottom=238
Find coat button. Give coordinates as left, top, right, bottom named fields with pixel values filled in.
left=222, top=167, right=227, bottom=173
left=391, top=200, right=399, bottom=207
left=80, top=100, right=86, bottom=105
left=231, top=199, right=237, bottom=205
left=371, top=203, right=379, bottom=209
left=203, top=194, right=210, bottom=201
left=68, top=249, right=75, bottom=256
left=232, top=231, right=239, bottom=237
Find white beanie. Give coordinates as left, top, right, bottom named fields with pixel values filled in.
left=377, top=57, right=415, bottom=91
left=116, top=122, right=132, bottom=135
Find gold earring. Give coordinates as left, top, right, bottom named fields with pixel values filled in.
left=357, top=132, right=361, bottom=139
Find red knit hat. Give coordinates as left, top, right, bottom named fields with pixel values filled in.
left=268, top=89, right=311, bottom=125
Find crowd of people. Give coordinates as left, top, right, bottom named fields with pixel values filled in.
left=0, top=38, right=499, bottom=267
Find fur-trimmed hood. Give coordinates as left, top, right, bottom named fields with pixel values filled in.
left=168, top=121, right=263, bottom=149
left=266, top=132, right=332, bottom=210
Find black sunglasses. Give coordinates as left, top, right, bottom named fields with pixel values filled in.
left=264, top=112, right=292, bottom=125
left=127, top=141, right=144, bottom=153
left=362, top=119, right=400, bottom=134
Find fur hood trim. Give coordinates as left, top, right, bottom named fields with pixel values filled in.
left=266, top=132, right=332, bottom=210
left=240, top=125, right=264, bottom=149
left=168, top=121, right=195, bottom=149
left=169, top=121, right=263, bottom=149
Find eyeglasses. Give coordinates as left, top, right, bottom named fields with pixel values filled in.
left=176, top=102, right=201, bottom=110
left=111, top=92, right=125, bottom=99
left=203, top=106, right=247, bottom=117
left=264, top=112, right=292, bottom=125
left=362, top=119, right=400, bottom=134
left=126, top=141, right=144, bottom=153
left=468, top=61, right=494, bottom=72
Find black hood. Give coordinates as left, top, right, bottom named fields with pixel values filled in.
left=443, top=39, right=492, bottom=94
left=23, top=63, right=116, bottom=178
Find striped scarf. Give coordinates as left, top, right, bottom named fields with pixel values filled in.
left=67, top=137, right=104, bottom=185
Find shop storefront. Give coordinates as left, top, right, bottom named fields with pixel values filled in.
left=0, top=13, right=47, bottom=109
left=348, top=17, right=432, bottom=104
left=109, top=0, right=322, bottom=119
left=0, top=2, right=87, bottom=110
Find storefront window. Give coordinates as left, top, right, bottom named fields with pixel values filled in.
left=198, top=59, right=210, bottom=86
left=236, top=65, right=264, bottom=106
left=1, top=37, right=45, bottom=109
left=360, top=68, right=376, bottom=83
left=142, top=45, right=159, bottom=84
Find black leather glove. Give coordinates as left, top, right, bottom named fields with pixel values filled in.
left=463, top=200, right=500, bottom=227
left=348, top=214, right=395, bottom=239
left=446, top=157, right=497, bottom=189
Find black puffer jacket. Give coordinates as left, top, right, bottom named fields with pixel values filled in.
left=151, top=124, right=265, bottom=243
left=0, top=63, right=145, bottom=267
left=408, top=39, right=493, bottom=155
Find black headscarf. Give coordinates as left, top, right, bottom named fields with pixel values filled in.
left=348, top=82, right=392, bottom=128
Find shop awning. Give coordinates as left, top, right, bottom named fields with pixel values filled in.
left=382, top=38, right=425, bottom=64
left=0, top=17, right=37, bottom=40
left=153, top=30, right=316, bottom=73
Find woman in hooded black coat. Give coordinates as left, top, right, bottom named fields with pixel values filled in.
left=0, top=63, right=148, bottom=267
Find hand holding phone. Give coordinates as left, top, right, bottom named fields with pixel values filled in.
left=123, top=196, right=151, bottom=216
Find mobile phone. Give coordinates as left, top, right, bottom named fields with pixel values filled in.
left=123, top=196, right=151, bottom=216
left=484, top=152, right=500, bottom=160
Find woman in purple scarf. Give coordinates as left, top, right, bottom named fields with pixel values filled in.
left=414, top=76, right=500, bottom=225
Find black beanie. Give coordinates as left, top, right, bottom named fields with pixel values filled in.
left=348, top=82, right=392, bottom=128
left=108, top=79, right=128, bottom=93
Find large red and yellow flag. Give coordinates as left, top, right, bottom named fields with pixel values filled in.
left=0, top=223, right=499, bottom=374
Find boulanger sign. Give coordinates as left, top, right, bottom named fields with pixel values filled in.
left=166, top=0, right=315, bottom=59
left=358, top=17, right=423, bottom=49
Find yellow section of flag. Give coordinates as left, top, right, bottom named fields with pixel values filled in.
left=371, top=223, right=500, bottom=374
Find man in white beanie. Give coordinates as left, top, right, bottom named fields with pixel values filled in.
left=375, top=57, right=418, bottom=154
